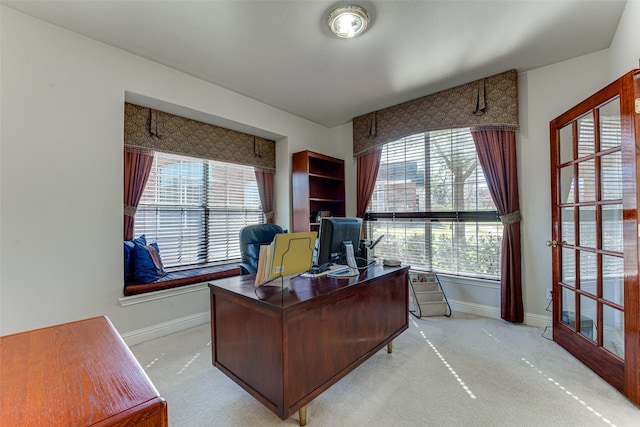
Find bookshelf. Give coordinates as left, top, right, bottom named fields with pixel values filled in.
left=292, top=150, right=345, bottom=233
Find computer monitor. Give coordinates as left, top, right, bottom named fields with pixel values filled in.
left=316, top=217, right=363, bottom=266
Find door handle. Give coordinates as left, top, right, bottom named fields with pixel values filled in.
left=546, top=240, right=558, bottom=247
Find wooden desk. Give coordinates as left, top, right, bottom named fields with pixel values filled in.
left=209, top=264, right=409, bottom=425
left=0, top=316, right=167, bottom=426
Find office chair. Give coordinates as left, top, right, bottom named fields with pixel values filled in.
left=239, top=224, right=285, bottom=275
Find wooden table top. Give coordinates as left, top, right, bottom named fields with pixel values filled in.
left=0, top=316, right=164, bottom=426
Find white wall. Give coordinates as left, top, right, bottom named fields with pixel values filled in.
left=517, top=50, right=610, bottom=323
left=0, top=6, right=335, bottom=338
left=328, top=122, right=357, bottom=217
left=609, top=0, right=640, bottom=79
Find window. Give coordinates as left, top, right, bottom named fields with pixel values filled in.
left=366, top=128, right=502, bottom=279
left=134, top=151, right=263, bottom=268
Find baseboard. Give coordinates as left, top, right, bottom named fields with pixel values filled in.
left=448, top=299, right=501, bottom=319
left=121, top=311, right=209, bottom=346
left=119, top=282, right=209, bottom=307
left=524, top=312, right=552, bottom=328
left=449, top=299, right=552, bottom=328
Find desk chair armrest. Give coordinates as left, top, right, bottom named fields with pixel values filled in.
left=239, top=262, right=256, bottom=276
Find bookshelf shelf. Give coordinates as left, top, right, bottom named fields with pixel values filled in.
left=309, top=173, right=343, bottom=181
left=309, top=197, right=342, bottom=202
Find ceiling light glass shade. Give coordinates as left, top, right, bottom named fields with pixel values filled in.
left=326, top=5, right=370, bottom=39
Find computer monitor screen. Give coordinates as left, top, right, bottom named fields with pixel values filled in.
left=317, top=217, right=363, bottom=265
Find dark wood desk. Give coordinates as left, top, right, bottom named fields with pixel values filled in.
left=209, top=264, right=409, bottom=425
left=0, top=316, right=167, bottom=426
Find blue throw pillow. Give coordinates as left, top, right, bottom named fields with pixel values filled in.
left=124, top=235, right=146, bottom=282
left=124, top=240, right=135, bottom=282
left=132, top=239, right=167, bottom=284
left=132, top=234, right=147, bottom=247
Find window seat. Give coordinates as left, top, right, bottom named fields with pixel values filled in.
left=124, top=264, right=240, bottom=296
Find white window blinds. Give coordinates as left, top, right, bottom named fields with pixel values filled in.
left=367, top=128, right=502, bottom=279
left=135, top=152, right=263, bottom=268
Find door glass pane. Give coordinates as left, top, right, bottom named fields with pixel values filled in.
left=577, top=112, right=595, bottom=158
left=602, top=205, right=623, bottom=252
left=559, top=165, right=575, bottom=204
left=579, top=250, right=597, bottom=295
left=603, top=305, right=624, bottom=358
left=578, top=159, right=595, bottom=202
left=561, top=287, right=576, bottom=330
left=602, top=255, right=624, bottom=306
left=578, top=206, right=596, bottom=248
left=579, top=295, right=597, bottom=342
left=599, top=97, right=621, bottom=151
left=600, top=151, right=622, bottom=200
left=561, top=247, right=575, bottom=287
left=559, top=124, right=574, bottom=164
left=560, top=207, right=574, bottom=244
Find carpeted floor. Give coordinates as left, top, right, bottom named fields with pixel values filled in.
left=130, top=313, right=640, bottom=426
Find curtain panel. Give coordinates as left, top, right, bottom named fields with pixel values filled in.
left=471, top=128, right=523, bottom=323
left=255, top=169, right=275, bottom=224
left=124, top=102, right=276, bottom=171
left=356, top=148, right=382, bottom=218
left=352, top=70, right=518, bottom=157
left=123, top=148, right=154, bottom=240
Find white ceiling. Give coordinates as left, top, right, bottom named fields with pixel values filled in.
left=3, top=0, right=627, bottom=128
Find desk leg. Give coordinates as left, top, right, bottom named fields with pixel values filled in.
left=299, top=406, right=307, bottom=426
left=387, top=341, right=393, bottom=353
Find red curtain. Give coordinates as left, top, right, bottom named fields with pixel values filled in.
left=255, top=169, right=275, bottom=224
left=471, top=128, right=523, bottom=323
left=123, top=149, right=154, bottom=240
left=356, top=148, right=382, bottom=218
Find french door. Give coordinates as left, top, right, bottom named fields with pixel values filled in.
left=549, top=70, right=639, bottom=405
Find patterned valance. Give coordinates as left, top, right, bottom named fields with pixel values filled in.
left=353, top=69, right=518, bottom=157
left=124, top=102, right=276, bottom=171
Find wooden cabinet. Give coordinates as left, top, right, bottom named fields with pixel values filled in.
left=0, top=316, right=168, bottom=426
left=292, top=150, right=345, bottom=232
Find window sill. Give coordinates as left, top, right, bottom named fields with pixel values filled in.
left=436, top=272, right=500, bottom=289
left=408, top=268, right=499, bottom=289
left=121, top=263, right=240, bottom=300
left=119, top=281, right=210, bottom=307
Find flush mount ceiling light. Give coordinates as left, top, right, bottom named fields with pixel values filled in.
left=326, top=5, right=370, bottom=39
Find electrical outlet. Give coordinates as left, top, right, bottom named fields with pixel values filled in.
left=546, top=287, right=553, bottom=300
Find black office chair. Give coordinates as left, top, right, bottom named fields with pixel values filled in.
left=239, top=224, right=285, bottom=275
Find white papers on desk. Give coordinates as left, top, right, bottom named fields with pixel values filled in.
left=327, top=267, right=359, bottom=278
left=301, top=264, right=357, bottom=278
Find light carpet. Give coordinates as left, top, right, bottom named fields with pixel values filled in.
left=130, top=313, right=640, bottom=426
